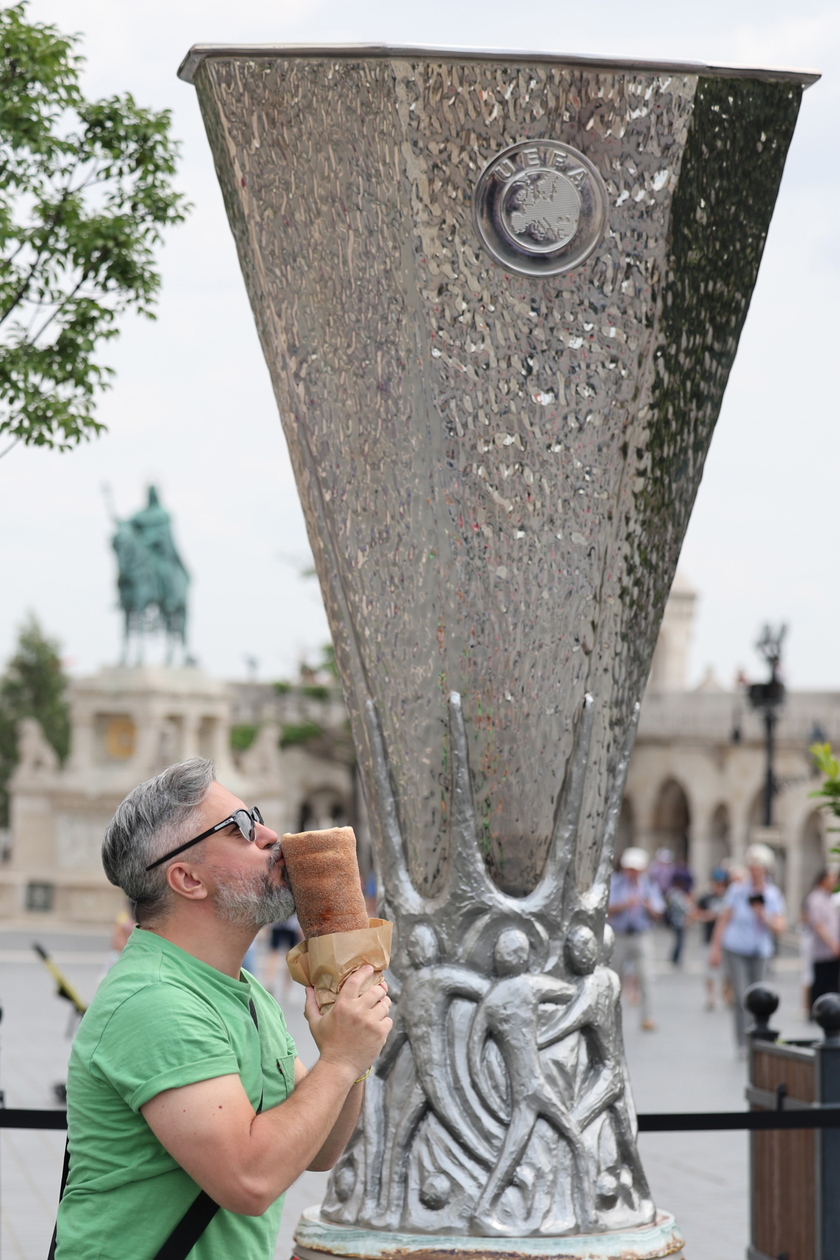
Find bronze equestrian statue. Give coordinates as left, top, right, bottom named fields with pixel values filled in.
left=111, top=486, right=189, bottom=666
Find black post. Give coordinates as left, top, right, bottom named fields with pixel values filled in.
left=763, top=707, right=777, bottom=827
left=746, top=624, right=786, bottom=831
left=813, top=994, right=840, bottom=1260
left=745, top=982, right=780, bottom=1043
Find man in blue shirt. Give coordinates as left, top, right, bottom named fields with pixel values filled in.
left=608, top=847, right=664, bottom=1031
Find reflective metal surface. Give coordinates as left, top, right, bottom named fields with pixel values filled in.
left=186, top=49, right=810, bottom=1241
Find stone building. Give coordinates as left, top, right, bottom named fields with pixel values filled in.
left=623, top=574, right=838, bottom=914
left=1, top=666, right=354, bottom=925
left=3, top=573, right=837, bottom=925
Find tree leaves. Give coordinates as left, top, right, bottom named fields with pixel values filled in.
left=0, top=613, right=70, bottom=827
left=0, top=3, right=189, bottom=450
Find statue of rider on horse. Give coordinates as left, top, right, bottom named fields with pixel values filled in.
left=110, top=486, right=189, bottom=666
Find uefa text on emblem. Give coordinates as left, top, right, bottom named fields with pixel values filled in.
left=473, top=140, right=608, bottom=278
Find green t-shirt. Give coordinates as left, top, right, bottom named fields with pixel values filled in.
left=56, top=928, right=297, bottom=1260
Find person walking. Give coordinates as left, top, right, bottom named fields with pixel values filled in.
left=694, top=868, right=729, bottom=1010
left=263, top=913, right=303, bottom=996
left=666, top=872, right=694, bottom=968
left=709, top=843, right=786, bottom=1055
left=608, top=847, right=664, bottom=1031
left=804, top=868, right=840, bottom=1010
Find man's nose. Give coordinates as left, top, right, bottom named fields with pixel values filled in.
left=254, top=822, right=279, bottom=849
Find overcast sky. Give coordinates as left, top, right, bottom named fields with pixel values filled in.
left=2, top=0, right=837, bottom=691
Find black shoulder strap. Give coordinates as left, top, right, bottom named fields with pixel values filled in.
left=47, top=1139, right=71, bottom=1260
left=152, top=1192, right=220, bottom=1260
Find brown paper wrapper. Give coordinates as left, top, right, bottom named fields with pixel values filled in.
left=286, top=918, right=393, bottom=1009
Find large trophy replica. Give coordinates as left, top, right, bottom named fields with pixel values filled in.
left=180, top=45, right=817, bottom=1260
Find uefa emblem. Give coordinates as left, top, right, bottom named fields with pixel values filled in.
left=473, top=140, right=608, bottom=277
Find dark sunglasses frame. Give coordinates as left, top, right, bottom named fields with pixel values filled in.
left=145, top=806, right=265, bottom=871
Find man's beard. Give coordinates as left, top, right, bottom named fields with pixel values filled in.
left=213, top=868, right=295, bottom=930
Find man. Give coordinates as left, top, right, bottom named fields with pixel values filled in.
left=608, top=847, right=664, bottom=1031
left=55, top=758, right=392, bottom=1259
left=694, top=868, right=730, bottom=1010
left=803, top=868, right=840, bottom=1008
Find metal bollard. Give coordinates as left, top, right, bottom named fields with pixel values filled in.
left=745, top=983, right=781, bottom=1044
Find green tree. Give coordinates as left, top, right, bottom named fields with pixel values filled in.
left=0, top=614, right=70, bottom=826
left=810, top=742, right=840, bottom=835
left=0, top=3, right=189, bottom=452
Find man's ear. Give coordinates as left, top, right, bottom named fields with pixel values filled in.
left=166, top=862, right=209, bottom=902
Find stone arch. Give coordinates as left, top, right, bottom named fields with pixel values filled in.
left=297, top=788, right=350, bottom=832
left=709, top=803, right=731, bottom=870
left=652, top=778, right=691, bottom=864
left=800, top=810, right=828, bottom=903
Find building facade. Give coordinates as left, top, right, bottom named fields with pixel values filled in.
left=623, top=575, right=837, bottom=913
left=3, top=575, right=837, bottom=925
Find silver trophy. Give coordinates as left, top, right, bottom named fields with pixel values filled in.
left=180, top=45, right=816, bottom=1260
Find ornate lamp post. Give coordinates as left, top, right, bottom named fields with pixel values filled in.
left=746, top=625, right=787, bottom=828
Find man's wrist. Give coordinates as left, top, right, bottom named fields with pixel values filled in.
left=317, top=1052, right=370, bottom=1086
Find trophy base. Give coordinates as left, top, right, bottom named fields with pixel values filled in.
left=293, top=1206, right=685, bottom=1260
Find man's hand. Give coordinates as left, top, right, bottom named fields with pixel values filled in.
left=305, top=966, right=392, bottom=1079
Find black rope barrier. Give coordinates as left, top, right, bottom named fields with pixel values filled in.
left=3, top=1108, right=840, bottom=1133
left=638, top=1109, right=840, bottom=1132
left=0, top=1109, right=68, bottom=1130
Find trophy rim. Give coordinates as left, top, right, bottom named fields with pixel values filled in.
left=177, top=42, right=821, bottom=86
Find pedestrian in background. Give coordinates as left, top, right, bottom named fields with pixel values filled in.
left=649, top=847, right=674, bottom=897
left=709, top=843, right=786, bottom=1055
left=263, top=912, right=303, bottom=996
left=609, top=847, right=664, bottom=1031
left=666, top=872, right=694, bottom=967
left=804, top=868, right=840, bottom=1009
left=695, top=868, right=729, bottom=1010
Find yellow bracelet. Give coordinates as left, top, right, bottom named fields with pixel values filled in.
left=354, top=1066, right=372, bottom=1085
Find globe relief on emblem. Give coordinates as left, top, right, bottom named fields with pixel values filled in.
left=474, top=141, right=608, bottom=277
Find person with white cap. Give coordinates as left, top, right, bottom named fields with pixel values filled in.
left=608, top=848, right=665, bottom=1031
left=709, top=842, right=786, bottom=1055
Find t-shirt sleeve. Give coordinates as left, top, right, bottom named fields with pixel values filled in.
left=90, top=982, right=241, bottom=1113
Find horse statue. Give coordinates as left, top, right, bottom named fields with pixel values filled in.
left=110, top=486, right=190, bottom=666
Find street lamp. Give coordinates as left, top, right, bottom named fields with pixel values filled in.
left=746, top=624, right=787, bottom=827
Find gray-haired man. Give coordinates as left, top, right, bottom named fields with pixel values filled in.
left=54, top=759, right=391, bottom=1260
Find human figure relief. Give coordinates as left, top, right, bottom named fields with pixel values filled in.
left=467, top=927, right=594, bottom=1235
left=322, top=688, right=647, bottom=1235
left=365, top=923, right=495, bottom=1229
left=540, top=924, right=653, bottom=1215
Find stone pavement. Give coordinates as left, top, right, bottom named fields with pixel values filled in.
left=0, top=925, right=814, bottom=1260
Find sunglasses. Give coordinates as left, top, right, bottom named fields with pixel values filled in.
left=145, top=806, right=265, bottom=872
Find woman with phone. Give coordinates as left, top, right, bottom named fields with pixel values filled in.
left=709, top=844, right=786, bottom=1056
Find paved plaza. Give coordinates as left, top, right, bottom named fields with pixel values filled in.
left=0, top=924, right=813, bottom=1260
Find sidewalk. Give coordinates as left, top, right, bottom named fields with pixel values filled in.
left=0, top=926, right=813, bottom=1260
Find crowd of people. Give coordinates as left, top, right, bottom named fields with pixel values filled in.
left=608, top=841, right=840, bottom=1055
